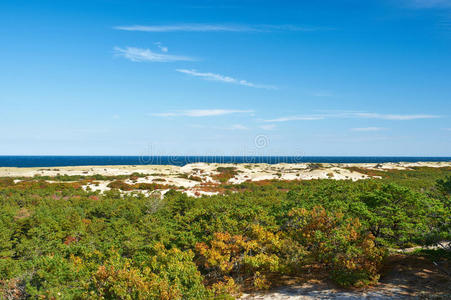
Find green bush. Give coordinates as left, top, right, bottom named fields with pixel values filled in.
left=0, top=169, right=450, bottom=297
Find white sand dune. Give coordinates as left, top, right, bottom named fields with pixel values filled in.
left=1, top=161, right=450, bottom=197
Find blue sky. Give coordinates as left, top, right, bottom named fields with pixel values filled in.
left=1, top=0, right=450, bottom=156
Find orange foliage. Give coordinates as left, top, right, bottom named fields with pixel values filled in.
left=195, top=182, right=226, bottom=194
left=196, top=225, right=285, bottom=290
left=64, top=235, right=78, bottom=245
left=287, top=206, right=384, bottom=287
left=107, top=181, right=174, bottom=191
left=90, top=259, right=179, bottom=300
left=212, top=167, right=238, bottom=183
left=346, top=167, right=387, bottom=177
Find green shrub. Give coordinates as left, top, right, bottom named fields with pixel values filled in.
left=107, top=180, right=133, bottom=191
left=0, top=168, right=450, bottom=297
left=286, top=206, right=384, bottom=287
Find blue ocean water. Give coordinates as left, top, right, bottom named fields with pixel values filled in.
left=0, top=156, right=450, bottom=168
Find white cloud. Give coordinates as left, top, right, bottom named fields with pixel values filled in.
left=152, top=112, right=178, bottom=117
left=154, top=42, right=168, bottom=53
left=189, top=124, right=205, bottom=128
left=114, top=24, right=330, bottom=33
left=114, top=47, right=193, bottom=62
left=264, top=112, right=441, bottom=122
left=189, top=123, right=249, bottom=130
left=264, top=116, right=324, bottom=122
left=177, top=69, right=235, bottom=83
left=185, top=109, right=252, bottom=117
left=227, top=124, right=248, bottom=130
left=351, top=127, right=387, bottom=132
left=353, top=113, right=440, bottom=120
left=115, top=24, right=255, bottom=32
left=260, top=124, right=276, bottom=130
left=151, top=109, right=253, bottom=117
left=176, top=69, right=277, bottom=89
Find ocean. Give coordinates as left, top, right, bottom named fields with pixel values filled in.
left=0, top=156, right=450, bottom=168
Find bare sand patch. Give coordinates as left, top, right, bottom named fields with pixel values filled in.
left=1, top=161, right=450, bottom=197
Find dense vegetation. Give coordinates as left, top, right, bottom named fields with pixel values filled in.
left=0, top=168, right=450, bottom=299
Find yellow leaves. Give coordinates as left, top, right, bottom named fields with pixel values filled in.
left=196, top=226, right=288, bottom=291
left=70, top=254, right=83, bottom=271
left=286, top=205, right=385, bottom=288
left=248, top=224, right=282, bottom=251
left=83, top=245, right=207, bottom=300
left=154, top=280, right=182, bottom=300
left=289, top=206, right=345, bottom=241
left=243, top=253, right=280, bottom=272
left=81, top=218, right=91, bottom=225
left=348, top=228, right=359, bottom=241
left=197, top=227, right=283, bottom=272
left=344, top=259, right=356, bottom=270
left=209, top=276, right=238, bottom=298
left=328, top=232, right=384, bottom=287
left=90, top=259, right=164, bottom=299
left=253, top=272, right=270, bottom=290
left=196, top=232, right=245, bottom=273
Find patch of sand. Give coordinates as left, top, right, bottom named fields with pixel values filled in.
left=1, top=161, right=450, bottom=197
left=241, top=254, right=451, bottom=299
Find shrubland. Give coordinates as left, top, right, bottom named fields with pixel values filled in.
left=0, top=167, right=449, bottom=299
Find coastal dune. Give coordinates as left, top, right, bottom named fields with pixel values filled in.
left=1, top=161, right=450, bottom=197
left=0, top=161, right=449, bottom=178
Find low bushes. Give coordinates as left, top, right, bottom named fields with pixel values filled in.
left=84, top=245, right=209, bottom=300
left=0, top=171, right=449, bottom=298
left=107, top=181, right=174, bottom=191
left=108, top=180, right=134, bottom=191
left=196, top=225, right=290, bottom=289
left=286, top=207, right=384, bottom=287
left=213, top=167, right=239, bottom=183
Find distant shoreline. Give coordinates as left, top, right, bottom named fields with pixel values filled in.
left=1, top=161, right=450, bottom=180
left=0, top=155, right=450, bottom=168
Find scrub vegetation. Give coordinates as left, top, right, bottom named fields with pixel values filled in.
left=0, top=168, right=449, bottom=299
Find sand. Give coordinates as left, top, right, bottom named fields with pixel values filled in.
left=241, top=251, right=451, bottom=299
left=1, top=161, right=450, bottom=197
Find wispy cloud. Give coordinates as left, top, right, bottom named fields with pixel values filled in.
left=152, top=112, right=179, bottom=117
left=227, top=124, right=248, bottom=130
left=401, top=1, right=451, bottom=31
left=160, top=46, right=169, bottom=53
left=260, top=124, right=276, bottom=131
left=176, top=69, right=277, bottom=89
left=151, top=109, right=253, bottom=117
left=114, top=47, right=193, bottom=62
left=189, top=123, right=250, bottom=130
left=154, top=42, right=168, bottom=53
left=353, top=113, right=440, bottom=120
left=264, top=111, right=441, bottom=122
left=351, top=127, right=387, bottom=132
left=114, top=24, right=331, bottom=33
left=264, top=116, right=325, bottom=122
